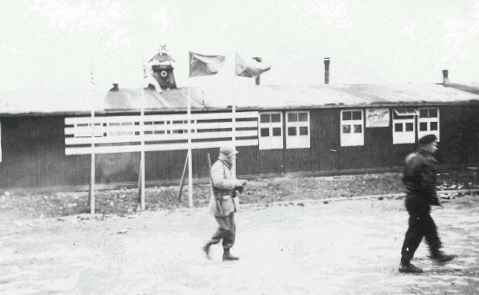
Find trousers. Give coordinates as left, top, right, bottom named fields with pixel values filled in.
left=400, top=194, right=442, bottom=264
left=208, top=213, right=236, bottom=250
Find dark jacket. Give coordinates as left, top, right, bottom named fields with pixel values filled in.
left=402, top=148, right=440, bottom=206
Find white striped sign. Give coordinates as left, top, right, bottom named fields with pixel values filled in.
left=65, top=111, right=259, bottom=155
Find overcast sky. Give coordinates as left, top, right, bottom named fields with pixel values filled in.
left=1, top=0, right=479, bottom=91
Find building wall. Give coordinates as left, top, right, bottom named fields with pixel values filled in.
left=1, top=103, right=479, bottom=190
left=0, top=116, right=89, bottom=188
left=309, top=108, right=339, bottom=171
left=437, top=104, right=479, bottom=165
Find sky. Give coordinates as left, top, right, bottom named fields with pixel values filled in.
left=1, top=0, right=479, bottom=92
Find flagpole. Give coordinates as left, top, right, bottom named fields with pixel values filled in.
left=89, top=59, right=96, bottom=215
left=232, top=94, right=237, bottom=178
left=140, top=56, right=146, bottom=211
left=187, top=78, right=193, bottom=208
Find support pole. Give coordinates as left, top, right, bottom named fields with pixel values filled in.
left=232, top=95, right=237, bottom=178
left=140, top=114, right=145, bottom=210
left=177, top=152, right=189, bottom=201
left=140, top=57, right=146, bottom=210
left=90, top=111, right=95, bottom=215
left=187, top=81, right=193, bottom=208
left=89, top=59, right=96, bottom=215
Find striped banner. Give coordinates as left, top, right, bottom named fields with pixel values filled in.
left=65, top=111, right=259, bottom=155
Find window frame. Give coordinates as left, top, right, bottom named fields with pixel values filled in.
left=285, top=111, right=310, bottom=149
left=258, top=112, right=283, bottom=150
left=418, top=108, right=440, bottom=142
left=340, top=109, right=364, bottom=147
left=392, top=108, right=417, bottom=144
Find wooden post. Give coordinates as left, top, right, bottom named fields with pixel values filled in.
left=232, top=95, right=236, bottom=178
left=140, top=58, right=146, bottom=210
left=187, top=81, right=193, bottom=208
left=89, top=59, right=96, bottom=215
left=140, top=117, right=146, bottom=210
left=89, top=114, right=95, bottom=215
left=177, top=152, right=189, bottom=201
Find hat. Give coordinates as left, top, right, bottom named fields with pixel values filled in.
left=219, top=146, right=238, bottom=157
left=418, top=134, right=437, bottom=146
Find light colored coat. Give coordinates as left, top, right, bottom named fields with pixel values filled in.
left=209, top=158, right=237, bottom=217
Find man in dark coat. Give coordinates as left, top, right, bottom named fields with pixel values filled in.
left=203, top=146, right=246, bottom=261
left=399, top=134, right=456, bottom=273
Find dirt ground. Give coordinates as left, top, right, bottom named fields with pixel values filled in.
left=1, top=193, right=478, bottom=295
left=1, top=170, right=478, bottom=221
left=1, top=170, right=478, bottom=294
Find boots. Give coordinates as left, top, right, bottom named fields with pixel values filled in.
left=399, top=262, right=423, bottom=273
left=202, top=243, right=212, bottom=260
left=222, top=249, right=239, bottom=261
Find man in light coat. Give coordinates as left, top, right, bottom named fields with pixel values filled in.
left=203, top=145, right=246, bottom=261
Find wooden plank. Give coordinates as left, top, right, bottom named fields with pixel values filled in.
left=65, top=111, right=259, bottom=125
left=65, top=119, right=258, bottom=133
left=142, top=111, right=259, bottom=121
left=65, top=138, right=259, bottom=155
left=191, top=120, right=258, bottom=129
left=65, top=116, right=139, bottom=125
left=65, top=130, right=257, bottom=145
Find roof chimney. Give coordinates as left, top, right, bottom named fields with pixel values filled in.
left=442, top=69, right=449, bottom=86
left=324, top=57, right=330, bottom=84
left=110, top=83, right=119, bottom=91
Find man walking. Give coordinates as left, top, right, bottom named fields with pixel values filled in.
left=203, top=146, right=246, bottom=261
left=399, top=134, right=456, bottom=273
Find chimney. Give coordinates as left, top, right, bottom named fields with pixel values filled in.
left=110, top=83, right=119, bottom=91
left=255, top=76, right=260, bottom=85
left=442, top=69, right=449, bottom=86
left=324, top=57, right=330, bottom=84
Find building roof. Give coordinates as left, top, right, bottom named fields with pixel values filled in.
left=448, top=83, right=479, bottom=96
left=1, top=83, right=479, bottom=115
left=193, top=83, right=479, bottom=110
left=0, top=88, right=106, bottom=115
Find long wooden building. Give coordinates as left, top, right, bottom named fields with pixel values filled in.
left=1, top=82, right=479, bottom=191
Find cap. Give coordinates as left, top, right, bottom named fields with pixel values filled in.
left=418, top=134, right=437, bottom=146
left=219, top=146, right=238, bottom=157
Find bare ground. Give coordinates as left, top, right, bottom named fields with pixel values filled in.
left=1, top=170, right=478, bottom=221
left=0, top=170, right=478, bottom=294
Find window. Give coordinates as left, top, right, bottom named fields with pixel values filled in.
left=259, top=112, right=283, bottom=149
left=418, top=108, right=440, bottom=141
left=286, top=111, right=310, bottom=149
left=340, top=110, right=364, bottom=146
left=393, top=108, right=417, bottom=144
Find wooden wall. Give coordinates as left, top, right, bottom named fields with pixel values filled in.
left=1, top=103, right=479, bottom=190
left=0, top=116, right=90, bottom=188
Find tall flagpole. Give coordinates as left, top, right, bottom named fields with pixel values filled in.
left=232, top=52, right=239, bottom=177
left=232, top=93, right=237, bottom=178
left=187, top=78, right=193, bottom=208
left=89, top=59, right=96, bottom=215
left=140, top=56, right=146, bottom=210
